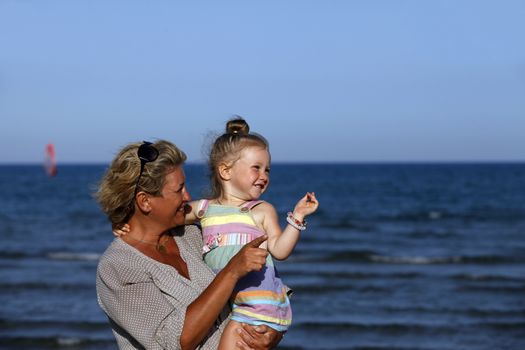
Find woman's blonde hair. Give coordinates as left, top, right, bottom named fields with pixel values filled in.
left=96, top=140, right=187, bottom=226
left=208, top=117, right=269, bottom=199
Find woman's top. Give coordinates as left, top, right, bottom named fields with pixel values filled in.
left=198, top=199, right=292, bottom=331
left=96, top=224, right=229, bottom=350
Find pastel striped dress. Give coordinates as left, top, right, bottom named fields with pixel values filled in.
left=197, top=199, right=292, bottom=332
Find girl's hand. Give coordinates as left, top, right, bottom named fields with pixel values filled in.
left=293, top=192, right=319, bottom=220
left=225, top=235, right=269, bottom=280
left=112, top=223, right=130, bottom=237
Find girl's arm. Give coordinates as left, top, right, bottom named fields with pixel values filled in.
left=113, top=200, right=202, bottom=236
left=184, top=200, right=201, bottom=224
left=259, top=192, right=319, bottom=260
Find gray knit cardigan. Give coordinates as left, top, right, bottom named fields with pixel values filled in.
left=96, top=225, right=229, bottom=349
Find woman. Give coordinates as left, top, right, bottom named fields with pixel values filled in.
left=95, top=140, right=282, bottom=349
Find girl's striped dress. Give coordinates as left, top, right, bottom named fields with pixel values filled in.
left=197, top=199, right=292, bottom=332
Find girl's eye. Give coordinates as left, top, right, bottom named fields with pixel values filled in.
left=252, top=165, right=260, bottom=170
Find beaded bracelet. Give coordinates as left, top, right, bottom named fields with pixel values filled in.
left=286, top=212, right=307, bottom=231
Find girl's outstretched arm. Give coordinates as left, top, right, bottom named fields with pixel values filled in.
left=259, top=192, right=319, bottom=260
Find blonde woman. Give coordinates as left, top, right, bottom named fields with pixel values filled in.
left=95, top=140, right=281, bottom=349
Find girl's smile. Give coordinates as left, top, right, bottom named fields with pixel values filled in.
left=224, top=146, right=270, bottom=202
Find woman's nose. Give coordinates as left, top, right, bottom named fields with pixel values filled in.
left=183, top=188, right=192, bottom=201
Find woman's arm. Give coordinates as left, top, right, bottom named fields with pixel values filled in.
left=180, top=234, right=269, bottom=350
left=97, top=234, right=271, bottom=350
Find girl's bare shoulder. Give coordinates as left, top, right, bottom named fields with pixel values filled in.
left=251, top=201, right=278, bottom=222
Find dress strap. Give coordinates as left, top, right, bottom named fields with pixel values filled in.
left=241, top=200, right=264, bottom=210
left=196, top=199, right=210, bottom=218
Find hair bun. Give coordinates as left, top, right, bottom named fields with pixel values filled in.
left=226, top=116, right=250, bottom=135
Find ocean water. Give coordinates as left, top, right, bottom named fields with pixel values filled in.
left=1, top=163, right=524, bottom=350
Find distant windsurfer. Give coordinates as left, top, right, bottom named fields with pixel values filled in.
left=44, top=143, right=57, bottom=176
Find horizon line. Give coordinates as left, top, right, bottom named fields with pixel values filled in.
left=1, top=160, right=525, bottom=166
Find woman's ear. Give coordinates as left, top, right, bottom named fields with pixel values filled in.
left=135, top=192, right=152, bottom=213
left=218, top=163, right=232, bottom=181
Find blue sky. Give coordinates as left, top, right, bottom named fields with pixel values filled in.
left=1, top=0, right=524, bottom=163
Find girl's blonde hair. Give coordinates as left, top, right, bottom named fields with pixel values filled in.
left=95, top=140, right=187, bottom=226
left=208, top=117, right=269, bottom=199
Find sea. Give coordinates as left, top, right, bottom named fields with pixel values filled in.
left=1, top=163, right=524, bottom=350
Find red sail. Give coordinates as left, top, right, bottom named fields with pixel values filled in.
left=44, top=143, right=57, bottom=177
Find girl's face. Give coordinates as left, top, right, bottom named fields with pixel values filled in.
left=227, top=146, right=270, bottom=201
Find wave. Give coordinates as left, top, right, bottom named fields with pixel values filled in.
left=480, top=321, right=525, bottom=330
left=319, top=208, right=525, bottom=225
left=292, top=284, right=390, bottom=294
left=295, top=320, right=525, bottom=333
left=303, top=250, right=378, bottom=262
left=0, top=224, right=16, bottom=237
left=383, top=305, right=525, bottom=317
left=275, top=345, right=451, bottom=350
left=0, top=319, right=109, bottom=332
left=451, top=273, right=525, bottom=282
left=381, top=210, right=446, bottom=222
left=379, top=208, right=525, bottom=223
left=369, top=254, right=525, bottom=264
left=382, top=253, right=518, bottom=264
left=0, top=282, right=91, bottom=292
left=321, top=220, right=376, bottom=231
left=0, top=251, right=30, bottom=259
left=284, top=270, right=423, bottom=280
left=405, top=230, right=458, bottom=239
left=295, top=321, right=454, bottom=334
left=46, top=252, right=100, bottom=261
left=0, top=336, right=114, bottom=348
left=455, top=284, right=525, bottom=294
left=345, top=347, right=452, bottom=350
left=0, top=251, right=101, bottom=261
left=300, top=250, right=522, bottom=265
left=369, top=255, right=462, bottom=264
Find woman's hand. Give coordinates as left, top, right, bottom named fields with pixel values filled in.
left=182, top=234, right=270, bottom=349
left=225, top=235, right=268, bottom=280
left=112, top=223, right=130, bottom=237
left=237, top=323, right=283, bottom=350
left=292, top=192, right=319, bottom=221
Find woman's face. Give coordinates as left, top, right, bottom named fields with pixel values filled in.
left=149, top=166, right=191, bottom=229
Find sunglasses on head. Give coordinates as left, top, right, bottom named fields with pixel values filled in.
left=133, top=141, right=159, bottom=197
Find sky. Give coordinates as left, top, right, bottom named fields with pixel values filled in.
left=1, top=0, right=524, bottom=163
